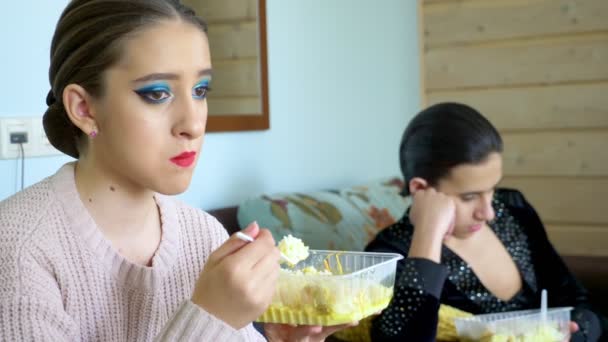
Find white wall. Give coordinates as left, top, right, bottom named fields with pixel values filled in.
left=0, top=0, right=420, bottom=210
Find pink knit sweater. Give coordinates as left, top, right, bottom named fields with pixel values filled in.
left=0, top=163, right=265, bottom=341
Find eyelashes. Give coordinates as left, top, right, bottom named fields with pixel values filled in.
left=134, top=83, right=173, bottom=104
left=134, top=80, right=212, bottom=104
left=192, top=80, right=211, bottom=100
left=460, top=189, right=496, bottom=202
left=460, top=195, right=476, bottom=202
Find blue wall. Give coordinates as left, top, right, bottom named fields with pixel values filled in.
left=0, top=0, right=420, bottom=209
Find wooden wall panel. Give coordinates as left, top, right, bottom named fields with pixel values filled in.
left=201, top=0, right=257, bottom=22
left=208, top=22, right=259, bottom=60
left=420, top=0, right=608, bottom=255
left=426, top=34, right=608, bottom=90
left=500, top=177, right=608, bottom=224
left=210, top=60, right=260, bottom=97
left=427, top=82, right=608, bottom=130
left=546, top=225, right=608, bottom=256
left=502, top=131, right=608, bottom=176
left=182, top=0, right=269, bottom=129
left=424, top=0, right=608, bottom=47
left=208, top=97, right=261, bottom=116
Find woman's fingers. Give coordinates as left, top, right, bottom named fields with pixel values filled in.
left=224, top=228, right=277, bottom=269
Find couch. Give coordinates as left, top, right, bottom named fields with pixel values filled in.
left=208, top=177, right=608, bottom=330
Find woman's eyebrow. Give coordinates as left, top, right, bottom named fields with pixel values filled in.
left=132, top=68, right=212, bottom=83
left=197, top=68, right=213, bottom=77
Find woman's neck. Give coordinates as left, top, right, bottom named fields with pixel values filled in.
left=74, top=157, right=159, bottom=239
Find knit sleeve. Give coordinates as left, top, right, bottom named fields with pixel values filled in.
left=0, top=296, right=80, bottom=341
left=154, top=300, right=266, bottom=341
left=0, top=244, right=80, bottom=341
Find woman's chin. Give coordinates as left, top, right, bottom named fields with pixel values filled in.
left=154, top=178, right=192, bottom=196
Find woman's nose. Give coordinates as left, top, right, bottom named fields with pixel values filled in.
left=172, top=97, right=207, bottom=140
left=475, top=196, right=495, bottom=222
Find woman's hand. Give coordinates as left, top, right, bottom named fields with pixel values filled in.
left=264, top=322, right=358, bottom=342
left=191, top=222, right=280, bottom=329
left=408, top=187, right=455, bottom=263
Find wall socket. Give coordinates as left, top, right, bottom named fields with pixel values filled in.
left=0, top=117, right=61, bottom=159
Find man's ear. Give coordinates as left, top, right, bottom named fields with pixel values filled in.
left=62, top=84, right=97, bottom=136
left=408, top=177, right=428, bottom=195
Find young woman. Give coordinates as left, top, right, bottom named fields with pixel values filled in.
left=366, top=102, right=605, bottom=341
left=0, top=1, right=351, bottom=340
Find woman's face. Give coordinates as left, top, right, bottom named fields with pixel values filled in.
left=89, top=20, right=211, bottom=195
left=436, top=152, right=503, bottom=239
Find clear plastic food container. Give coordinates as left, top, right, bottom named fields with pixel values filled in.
left=454, top=307, right=572, bottom=341
left=256, top=250, right=403, bottom=326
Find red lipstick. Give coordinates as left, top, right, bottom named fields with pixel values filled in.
left=170, top=151, right=196, bottom=167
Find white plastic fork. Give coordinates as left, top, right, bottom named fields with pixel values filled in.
left=235, top=231, right=298, bottom=265
left=540, top=289, right=547, bottom=326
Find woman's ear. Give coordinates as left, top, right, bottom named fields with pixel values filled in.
left=408, top=177, right=428, bottom=195
left=62, top=84, right=97, bottom=136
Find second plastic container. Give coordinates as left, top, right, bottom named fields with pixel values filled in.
left=454, top=306, right=573, bottom=341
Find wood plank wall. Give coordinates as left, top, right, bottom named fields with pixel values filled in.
left=183, top=0, right=262, bottom=116
left=420, top=0, right=608, bottom=256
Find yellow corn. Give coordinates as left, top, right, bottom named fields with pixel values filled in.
left=331, top=304, right=473, bottom=342
left=437, top=304, right=473, bottom=341
left=335, top=253, right=344, bottom=275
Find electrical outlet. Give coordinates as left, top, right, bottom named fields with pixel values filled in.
left=0, top=118, right=35, bottom=159
left=0, top=117, right=61, bottom=159
left=10, top=132, right=28, bottom=144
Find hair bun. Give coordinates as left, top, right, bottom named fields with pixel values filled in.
left=46, top=90, right=57, bottom=106
left=43, top=104, right=79, bottom=159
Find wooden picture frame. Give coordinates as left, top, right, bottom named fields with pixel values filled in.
left=183, top=0, right=270, bottom=132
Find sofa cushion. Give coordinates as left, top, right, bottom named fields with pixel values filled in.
left=237, top=177, right=410, bottom=251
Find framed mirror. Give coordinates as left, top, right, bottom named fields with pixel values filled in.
left=183, top=0, right=269, bottom=132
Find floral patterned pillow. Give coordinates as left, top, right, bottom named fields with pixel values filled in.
left=236, top=177, right=410, bottom=251
left=338, top=178, right=411, bottom=247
